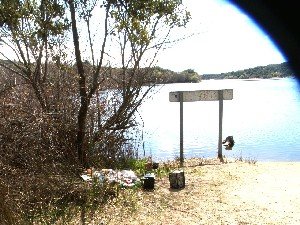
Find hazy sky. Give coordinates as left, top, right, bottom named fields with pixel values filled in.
left=0, top=0, right=286, bottom=75
left=156, top=0, right=286, bottom=75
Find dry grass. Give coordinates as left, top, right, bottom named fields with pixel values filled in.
left=87, top=158, right=300, bottom=225
left=0, top=182, right=18, bottom=225
left=3, top=157, right=300, bottom=224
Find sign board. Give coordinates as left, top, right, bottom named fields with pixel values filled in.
left=169, top=89, right=234, bottom=166
left=169, top=89, right=233, bottom=102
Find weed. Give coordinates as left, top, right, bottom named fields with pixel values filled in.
left=124, top=158, right=148, bottom=176
left=236, top=155, right=257, bottom=164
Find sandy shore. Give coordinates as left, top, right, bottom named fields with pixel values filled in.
left=95, top=158, right=300, bottom=225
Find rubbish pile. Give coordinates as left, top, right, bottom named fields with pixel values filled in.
left=80, top=160, right=159, bottom=190
left=80, top=168, right=140, bottom=188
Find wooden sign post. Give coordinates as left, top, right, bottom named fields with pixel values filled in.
left=169, top=89, right=233, bottom=166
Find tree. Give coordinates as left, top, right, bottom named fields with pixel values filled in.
left=67, top=0, right=190, bottom=167
left=1, top=0, right=190, bottom=167
left=0, top=0, right=81, bottom=168
left=180, top=69, right=201, bottom=82
left=0, top=0, right=68, bottom=112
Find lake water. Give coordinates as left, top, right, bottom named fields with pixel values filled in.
left=138, top=78, right=300, bottom=162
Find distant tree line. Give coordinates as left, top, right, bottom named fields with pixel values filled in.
left=151, top=67, right=201, bottom=83
left=201, top=62, right=294, bottom=80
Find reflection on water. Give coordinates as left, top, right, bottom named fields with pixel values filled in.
left=138, top=78, right=300, bottom=162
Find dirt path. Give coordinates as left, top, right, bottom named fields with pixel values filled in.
left=95, top=159, right=300, bottom=225
left=225, top=162, right=300, bottom=224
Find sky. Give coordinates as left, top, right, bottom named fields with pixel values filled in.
left=155, top=0, right=286, bottom=75
left=0, top=0, right=286, bottom=76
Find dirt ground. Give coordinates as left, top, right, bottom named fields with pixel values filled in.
left=97, top=158, right=300, bottom=225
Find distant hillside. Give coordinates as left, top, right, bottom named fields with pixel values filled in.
left=201, top=62, right=294, bottom=80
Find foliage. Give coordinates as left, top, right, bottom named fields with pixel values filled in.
left=202, top=62, right=294, bottom=80
left=67, top=0, right=191, bottom=167
left=152, top=66, right=201, bottom=83
left=122, top=157, right=149, bottom=176
left=0, top=0, right=191, bottom=223
left=0, top=0, right=69, bottom=111
left=109, top=0, right=190, bottom=45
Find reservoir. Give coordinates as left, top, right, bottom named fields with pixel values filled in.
left=138, top=77, right=300, bottom=162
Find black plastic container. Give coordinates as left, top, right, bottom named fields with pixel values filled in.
left=152, top=162, right=159, bottom=169
left=142, top=173, right=155, bottom=190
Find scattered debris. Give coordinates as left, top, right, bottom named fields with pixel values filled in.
left=145, top=156, right=160, bottom=170
left=80, top=168, right=140, bottom=188
left=80, top=174, right=92, bottom=182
